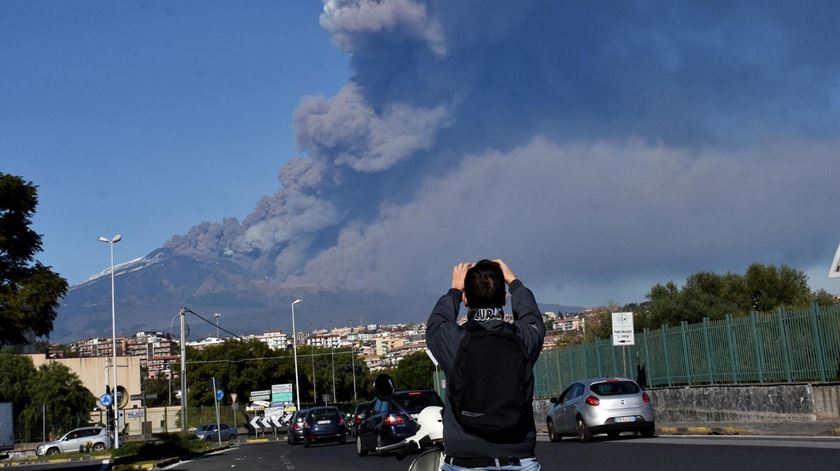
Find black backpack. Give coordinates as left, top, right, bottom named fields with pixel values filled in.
left=447, top=320, right=533, bottom=442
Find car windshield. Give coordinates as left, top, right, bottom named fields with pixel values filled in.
left=590, top=381, right=641, bottom=396
left=392, top=391, right=443, bottom=414
left=309, top=409, right=340, bottom=422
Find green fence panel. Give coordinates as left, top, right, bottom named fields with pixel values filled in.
left=534, top=303, right=840, bottom=398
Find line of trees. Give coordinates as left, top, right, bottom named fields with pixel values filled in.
left=159, top=339, right=373, bottom=409
left=578, top=263, right=836, bottom=343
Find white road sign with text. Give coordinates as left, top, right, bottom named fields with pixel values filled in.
left=612, top=312, right=635, bottom=346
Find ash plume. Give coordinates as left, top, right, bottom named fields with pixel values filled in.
left=166, top=1, right=840, bottom=303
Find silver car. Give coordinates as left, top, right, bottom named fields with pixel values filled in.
left=546, top=378, right=655, bottom=442
left=194, top=423, right=237, bottom=442
left=36, top=426, right=112, bottom=456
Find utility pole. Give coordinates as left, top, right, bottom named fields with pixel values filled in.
left=311, top=349, right=316, bottom=406
left=331, top=337, right=336, bottom=404
left=214, top=313, right=221, bottom=338
left=179, top=307, right=188, bottom=432
left=350, top=346, right=357, bottom=402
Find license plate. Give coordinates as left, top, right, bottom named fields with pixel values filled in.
left=317, top=420, right=332, bottom=424
left=614, top=416, right=636, bottom=423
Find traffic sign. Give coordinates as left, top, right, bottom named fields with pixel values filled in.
left=249, top=389, right=271, bottom=402
left=100, top=394, right=112, bottom=407
left=249, top=416, right=262, bottom=430
left=612, top=312, right=635, bottom=346
left=271, top=384, right=293, bottom=405
left=230, top=392, right=238, bottom=403
left=216, top=389, right=225, bottom=402
left=830, top=243, right=840, bottom=278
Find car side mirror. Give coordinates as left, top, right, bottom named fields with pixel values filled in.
left=549, top=397, right=558, bottom=405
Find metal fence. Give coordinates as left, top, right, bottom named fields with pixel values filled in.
left=534, top=303, right=840, bottom=399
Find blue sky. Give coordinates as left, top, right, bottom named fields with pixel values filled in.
left=1, top=1, right=349, bottom=284
left=3, top=1, right=839, bottom=308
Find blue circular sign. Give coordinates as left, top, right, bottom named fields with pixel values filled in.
left=100, top=393, right=112, bottom=407
left=216, top=389, right=224, bottom=401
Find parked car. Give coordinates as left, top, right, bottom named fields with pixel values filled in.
left=36, top=426, right=112, bottom=456
left=286, top=409, right=309, bottom=445
left=194, top=423, right=236, bottom=442
left=356, top=389, right=443, bottom=457
left=546, top=378, right=655, bottom=442
left=350, top=402, right=369, bottom=436
left=301, top=407, right=348, bottom=447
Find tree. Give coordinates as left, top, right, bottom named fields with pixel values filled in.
left=393, top=351, right=434, bottom=390
left=18, top=363, right=95, bottom=441
left=644, top=263, right=824, bottom=329
left=0, top=350, right=35, bottom=436
left=0, top=173, right=68, bottom=344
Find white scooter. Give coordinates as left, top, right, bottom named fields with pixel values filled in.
left=372, top=374, right=446, bottom=471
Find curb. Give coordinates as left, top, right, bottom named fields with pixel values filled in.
left=833, top=428, right=840, bottom=437
left=657, top=426, right=748, bottom=436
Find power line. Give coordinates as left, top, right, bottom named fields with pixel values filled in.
left=183, top=308, right=243, bottom=340
left=183, top=350, right=357, bottom=365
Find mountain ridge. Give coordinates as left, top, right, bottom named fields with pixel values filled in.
left=54, top=250, right=583, bottom=343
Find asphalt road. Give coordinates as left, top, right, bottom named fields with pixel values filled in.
left=163, top=435, right=840, bottom=471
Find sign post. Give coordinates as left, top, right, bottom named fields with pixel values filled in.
left=611, top=312, right=635, bottom=377
left=230, top=393, right=238, bottom=442
left=212, top=377, right=222, bottom=447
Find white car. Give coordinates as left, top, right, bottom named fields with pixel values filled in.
left=36, top=426, right=112, bottom=456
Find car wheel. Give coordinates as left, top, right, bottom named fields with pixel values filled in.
left=607, top=432, right=620, bottom=440
left=46, top=447, right=60, bottom=456
left=92, top=442, right=106, bottom=452
left=205, top=436, right=212, bottom=442
left=576, top=416, right=593, bottom=443
left=547, top=419, right=561, bottom=442
left=641, top=422, right=655, bottom=438
left=356, top=435, right=368, bottom=456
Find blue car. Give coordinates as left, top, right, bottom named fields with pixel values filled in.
left=302, top=407, right=347, bottom=447
left=355, top=390, right=443, bottom=457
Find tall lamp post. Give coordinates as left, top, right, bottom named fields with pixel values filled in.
left=291, top=299, right=303, bottom=411
left=97, top=234, right=122, bottom=449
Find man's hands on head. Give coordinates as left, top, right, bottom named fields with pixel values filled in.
left=451, top=262, right=472, bottom=291
left=493, top=259, right=518, bottom=285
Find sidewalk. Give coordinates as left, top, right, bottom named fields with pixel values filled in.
left=656, top=421, right=840, bottom=437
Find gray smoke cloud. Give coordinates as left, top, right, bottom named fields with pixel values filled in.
left=167, top=0, right=840, bottom=305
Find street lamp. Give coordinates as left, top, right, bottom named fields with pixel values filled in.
left=214, top=313, right=221, bottom=338
left=97, top=234, right=122, bottom=450
left=291, top=299, right=303, bottom=411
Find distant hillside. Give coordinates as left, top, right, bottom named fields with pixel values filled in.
left=53, top=249, right=585, bottom=343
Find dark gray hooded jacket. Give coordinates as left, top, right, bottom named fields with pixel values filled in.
left=425, top=279, right=545, bottom=459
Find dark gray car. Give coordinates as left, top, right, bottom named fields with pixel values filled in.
left=286, top=409, right=309, bottom=445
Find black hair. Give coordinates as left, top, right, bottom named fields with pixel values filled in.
left=464, top=259, right=506, bottom=308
